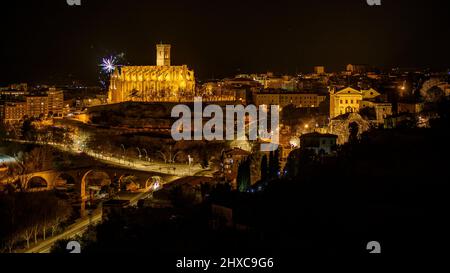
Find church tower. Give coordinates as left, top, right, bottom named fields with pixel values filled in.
left=108, top=43, right=195, bottom=104
left=156, top=44, right=171, bottom=66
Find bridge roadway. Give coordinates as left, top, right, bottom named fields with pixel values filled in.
left=20, top=164, right=179, bottom=197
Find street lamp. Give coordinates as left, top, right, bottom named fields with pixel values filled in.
left=157, top=150, right=168, bottom=164
left=121, top=144, right=126, bottom=163
left=171, top=151, right=182, bottom=164
left=188, top=155, right=193, bottom=176
left=136, top=147, right=142, bottom=160
left=143, top=149, right=149, bottom=161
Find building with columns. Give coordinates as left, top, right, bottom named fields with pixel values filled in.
left=329, top=87, right=364, bottom=119
left=329, top=86, right=392, bottom=124
left=108, top=44, right=195, bottom=103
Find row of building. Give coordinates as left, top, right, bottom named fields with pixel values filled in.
left=0, top=88, right=64, bottom=122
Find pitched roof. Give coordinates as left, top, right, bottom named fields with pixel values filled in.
left=334, top=87, right=363, bottom=95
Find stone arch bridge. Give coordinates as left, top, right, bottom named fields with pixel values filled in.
left=22, top=167, right=175, bottom=200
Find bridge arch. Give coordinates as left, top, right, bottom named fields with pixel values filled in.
left=80, top=170, right=92, bottom=200
left=26, top=176, right=49, bottom=191
left=118, top=174, right=141, bottom=191
left=80, top=169, right=113, bottom=200
left=117, top=174, right=128, bottom=191
left=145, top=176, right=163, bottom=190
left=55, top=172, right=76, bottom=187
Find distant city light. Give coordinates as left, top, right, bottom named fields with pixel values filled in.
left=289, top=137, right=300, bottom=148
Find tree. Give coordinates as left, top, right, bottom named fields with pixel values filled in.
left=237, top=158, right=251, bottom=192
left=348, top=122, right=359, bottom=144
left=0, top=122, right=7, bottom=140
left=21, top=119, right=36, bottom=141
left=281, top=104, right=298, bottom=122
left=273, top=149, right=281, bottom=178
left=169, top=185, right=196, bottom=208
left=49, top=199, right=72, bottom=237
left=268, top=151, right=274, bottom=178
left=19, top=194, right=40, bottom=249
left=261, top=155, right=268, bottom=182
left=268, top=150, right=280, bottom=180
left=0, top=191, right=72, bottom=252
left=0, top=194, right=21, bottom=253
left=284, top=148, right=316, bottom=179
left=200, top=148, right=209, bottom=169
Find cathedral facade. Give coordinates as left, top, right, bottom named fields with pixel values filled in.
left=108, top=44, right=196, bottom=103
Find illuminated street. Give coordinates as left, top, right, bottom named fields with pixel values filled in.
left=5, top=138, right=205, bottom=177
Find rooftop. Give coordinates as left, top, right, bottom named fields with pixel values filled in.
left=301, top=132, right=338, bottom=139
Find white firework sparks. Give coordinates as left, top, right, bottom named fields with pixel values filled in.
left=100, top=56, right=117, bottom=74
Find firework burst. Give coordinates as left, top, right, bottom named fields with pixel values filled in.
left=98, top=52, right=127, bottom=89
left=100, top=56, right=117, bottom=74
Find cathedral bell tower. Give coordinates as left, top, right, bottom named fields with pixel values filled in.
left=156, top=43, right=171, bottom=66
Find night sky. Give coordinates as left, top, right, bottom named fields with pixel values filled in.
left=1, top=0, right=449, bottom=85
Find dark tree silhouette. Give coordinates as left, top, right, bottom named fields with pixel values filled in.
left=268, top=150, right=280, bottom=179
left=0, top=192, right=72, bottom=252
left=261, top=155, right=268, bottom=182
left=273, top=149, right=281, bottom=178
left=21, top=119, right=36, bottom=141
left=237, top=158, right=251, bottom=192
left=348, top=122, right=359, bottom=144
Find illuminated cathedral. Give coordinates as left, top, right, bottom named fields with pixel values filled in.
left=108, top=44, right=196, bottom=103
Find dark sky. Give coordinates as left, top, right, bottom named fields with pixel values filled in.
left=1, top=0, right=449, bottom=85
